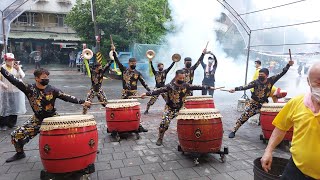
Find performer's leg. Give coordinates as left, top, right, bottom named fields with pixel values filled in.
left=144, top=94, right=159, bottom=114
left=97, top=88, right=108, bottom=107
left=7, top=115, right=18, bottom=128
left=121, top=90, right=129, bottom=99
left=161, top=93, right=168, bottom=102
left=229, top=101, right=261, bottom=138
left=83, top=89, right=95, bottom=114
left=209, top=89, right=214, bottom=96
left=6, top=116, right=41, bottom=163
left=156, top=107, right=178, bottom=146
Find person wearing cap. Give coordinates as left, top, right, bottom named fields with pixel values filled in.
left=111, top=48, right=150, bottom=132
left=0, top=53, right=26, bottom=130
left=261, top=61, right=320, bottom=180
left=181, top=48, right=209, bottom=96
left=227, top=59, right=294, bottom=138
left=82, top=59, right=112, bottom=114
left=201, top=53, right=217, bottom=96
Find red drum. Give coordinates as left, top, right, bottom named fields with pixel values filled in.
left=106, top=99, right=140, bottom=132
left=39, top=115, right=98, bottom=173
left=176, top=108, right=223, bottom=153
left=184, top=95, right=215, bottom=109
left=260, top=103, right=293, bottom=141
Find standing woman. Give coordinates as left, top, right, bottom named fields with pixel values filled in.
left=0, top=53, right=26, bottom=130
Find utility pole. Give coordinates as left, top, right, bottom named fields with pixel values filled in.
left=1, top=11, right=7, bottom=55
left=90, top=0, right=100, bottom=52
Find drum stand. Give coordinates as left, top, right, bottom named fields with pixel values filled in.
left=108, top=129, right=140, bottom=142
left=177, top=145, right=229, bottom=165
left=40, top=164, right=95, bottom=180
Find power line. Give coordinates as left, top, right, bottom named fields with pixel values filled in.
left=251, top=19, right=320, bottom=31
left=250, top=42, right=320, bottom=47
left=239, top=0, right=307, bottom=16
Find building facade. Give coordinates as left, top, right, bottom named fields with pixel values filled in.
left=8, top=0, right=80, bottom=64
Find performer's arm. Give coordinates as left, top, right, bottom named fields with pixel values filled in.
left=0, top=66, right=29, bottom=93
left=146, top=86, right=168, bottom=96
left=165, top=62, right=175, bottom=74
left=56, top=88, right=85, bottom=104
left=269, top=64, right=291, bottom=84
left=150, top=61, right=157, bottom=75
left=200, top=59, right=206, bottom=69
left=102, top=62, right=112, bottom=74
left=188, top=84, right=210, bottom=90
left=192, top=53, right=205, bottom=70
left=234, top=81, right=256, bottom=91
left=138, top=73, right=151, bottom=91
left=113, top=51, right=125, bottom=72
left=212, top=57, right=218, bottom=72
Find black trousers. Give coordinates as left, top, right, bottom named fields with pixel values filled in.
left=0, top=115, right=17, bottom=128
left=202, top=82, right=214, bottom=96
left=281, top=158, right=315, bottom=180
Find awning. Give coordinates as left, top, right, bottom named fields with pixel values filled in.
left=8, top=31, right=81, bottom=41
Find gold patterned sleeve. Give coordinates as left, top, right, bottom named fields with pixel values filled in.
left=146, top=86, right=168, bottom=96
left=235, top=81, right=256, bottom=91
left=56, top=88, right=85, bottom=104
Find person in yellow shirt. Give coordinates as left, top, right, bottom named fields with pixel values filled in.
left=252, top=59, right=262, bottom=81
left=261, top=61, right=320, bottom=180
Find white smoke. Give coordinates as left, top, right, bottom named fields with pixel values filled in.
left=159, top=0, right=250, bottom=91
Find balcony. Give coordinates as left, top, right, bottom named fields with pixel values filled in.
left=11, top=22, right=76, bottom=34
left=57, top=0, right=72, bottom=4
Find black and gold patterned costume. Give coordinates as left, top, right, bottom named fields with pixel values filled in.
left=113, top=52, right=150, bottom=99
left=145, top=61, right=175, bottom=112
left=83, top=64, right=111, bottom=114
left=0, top=67, right=85, bottom=153
left=181, top=53, right=205, bottom=95
left=146, top=81, right=211, bottom=145
left=231, top=64, right=291, bottom=134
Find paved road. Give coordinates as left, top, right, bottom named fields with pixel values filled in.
left=0, top=64, right=306, bottom=180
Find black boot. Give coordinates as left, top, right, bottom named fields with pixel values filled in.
left=156, top=128, right=166, bottom=146
left=6, top=152, right=26, bottom=163
left=144, top=106, right=150, bottom=115
left=228, top=131, right=236, bottom=138
left=138, top=124, right=148, bottom=132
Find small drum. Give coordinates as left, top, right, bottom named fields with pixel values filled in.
left=106, top=99, right=140, bottom=133
left=176, top=108, right=223, bottom=153
left=39, top=115, right=98, bottom=173
left=184, top=95, right=215, bottom=109
left=260, top=103, right=293, bottom=141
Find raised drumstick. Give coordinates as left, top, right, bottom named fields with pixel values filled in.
left=128, top=96, right=150, bottom=99
left=289, top=49, right=292, bottom=61
left=213, top=86, right=225, bottom=90
left=205, top=41, right=209, bottom=49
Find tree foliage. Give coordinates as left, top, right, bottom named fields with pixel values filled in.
left=65, top=0, right=171, bottom=51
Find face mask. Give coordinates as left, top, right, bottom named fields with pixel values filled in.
left=310, top=85, right=320, bottom=102
left=40, top=79, right=49, bottom=86
left=130, top=65, right=136, bottom=69
left=177, top=80, right=184, bottom=85
left=258, top=76, right=265, bottom=82
left=158, top=68, right=163, bottom=71
left=208, top=60, right=214, bottom=64
left=186, top=63, right=191, bottom=68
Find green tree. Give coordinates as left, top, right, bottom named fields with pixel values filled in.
left=65, top=0, right=171, bottom=51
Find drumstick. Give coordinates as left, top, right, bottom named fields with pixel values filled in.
left=289, top=49, right=292, bottom=61
left=91, top=102, right=107, bottom=105
left=110, top=35, right=114, bottom=46
left=128, top=96, right=151, bottom=99
left=220, top=89, right=230, bottom=92
left=205, top=41, right=209, bottom=49
left=212, top=86, right=225, bottom=90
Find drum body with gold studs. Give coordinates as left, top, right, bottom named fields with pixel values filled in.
left=39, top=115, right=98, bottom=173
left=260, top=103, right=293, bottom=141
left=184, top=95, right=215, bottom=109
left=106, top=99, right=140, bottom=132
left=176, top=108, right=223, bottom=153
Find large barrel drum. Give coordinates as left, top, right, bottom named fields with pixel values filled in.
left=39, top=115, right=98, bottom=173
left=176, top=108, right=223, bottom=153
left=184, top=95, right=215, bottom=109
left=253, top=157, right=289, bottom=180
left=106, top=99, right=140, bottom=132
left=260, top=103, right=293, bottom=141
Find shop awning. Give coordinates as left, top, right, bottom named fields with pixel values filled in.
left=8, top=31, right=81, bottom=41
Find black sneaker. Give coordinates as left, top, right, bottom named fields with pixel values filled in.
left=138, top=125, right=148, bottom=132
left=6, top=152, right=26, bottom=163
left=143, top=110, right=149, bottom=115
left=156, top=138, right=163, bottom=146
left=228, top=132, right=236, bottom=138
